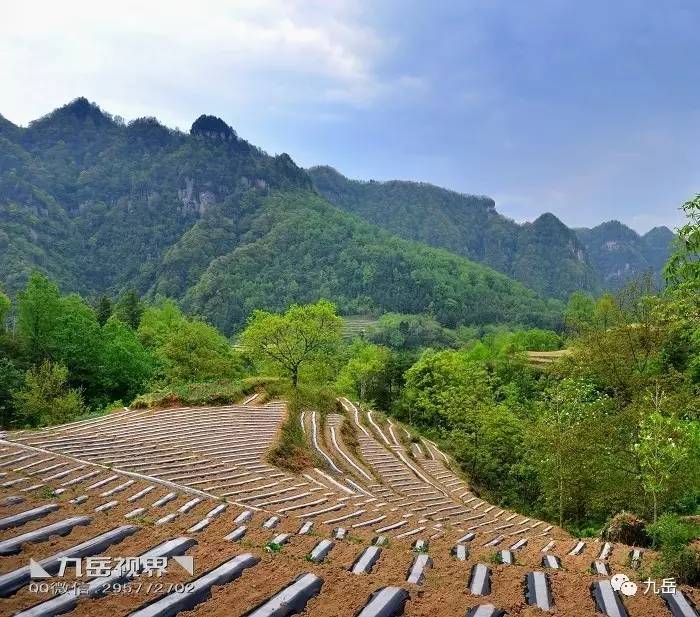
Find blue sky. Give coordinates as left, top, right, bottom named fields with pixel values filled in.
left=2, top=0, right=698, bottom=232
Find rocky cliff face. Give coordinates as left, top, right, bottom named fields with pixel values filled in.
left=575, top=221, right=675, bottom=289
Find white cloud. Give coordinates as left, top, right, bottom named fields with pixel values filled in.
left=0, top=0, right=411, bottom=127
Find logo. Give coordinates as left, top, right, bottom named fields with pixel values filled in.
left=610, top=573, right=637, bottom=596
left=609, top=573, right=676, bottom=596
left=29, top=556, right=194, bottom=580
left=28, top=556, right=196, bottom=597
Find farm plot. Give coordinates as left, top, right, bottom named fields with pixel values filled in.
left=0, top=400, right=696, bottom=617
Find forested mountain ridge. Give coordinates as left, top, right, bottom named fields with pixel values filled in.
left=0, top=99, right=311, bottom=295
left=575, top=221, right=676, bottom=289
left=308, top=165, right=674, bottom=297
left=0, top=98, right=561, bottom=332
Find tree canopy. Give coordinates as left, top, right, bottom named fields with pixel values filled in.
left=241, top=300, right=342, bottom=386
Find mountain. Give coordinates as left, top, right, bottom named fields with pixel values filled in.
left=308, top=166, right=674, bottom=296
left=0, top=98, right=561, bottom=332
left=574, top=221, right=676, bottom=289
left=308, top=166, right=597, bottom=299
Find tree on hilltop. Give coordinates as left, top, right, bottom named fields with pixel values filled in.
left=241, top=300, right=342, bottom=387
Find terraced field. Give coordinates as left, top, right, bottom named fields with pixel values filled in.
left=341, top=316, right=379, bottom=339
left=0, top=397, right=697, bottom=616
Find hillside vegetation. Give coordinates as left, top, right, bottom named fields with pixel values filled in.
left=0, top=194, right=697, bottom=584
left=0, top=98, right=561, bottom=332
left=309, top=165, right=674, bottom=298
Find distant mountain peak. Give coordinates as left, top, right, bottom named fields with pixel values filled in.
left=0, top=113, right=17, bottom=129
left=584, top=220, right=641, bottom=244
left=190, top=115, right=236, bottom=140
left=126, top=116, right=175, bottom=149
left=58, top=97, right=111, bottom=124
left=64, top=96, right=97, bottom=118
left=0, top=113, right=20, bottom=140
left=26, top=97, right=116, bottom=134
left=531, top=212, right=567, bottom=228
left=643, top=225, right=675, bottom=240
left=309, top=164, right=344, bottom=177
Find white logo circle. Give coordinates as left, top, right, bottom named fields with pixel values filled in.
left=610, top=573, right=629, bottom=591
left=620, top=581, right=638, bottom=597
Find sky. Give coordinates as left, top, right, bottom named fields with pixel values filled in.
left=2, top=0, right=699, bottom=233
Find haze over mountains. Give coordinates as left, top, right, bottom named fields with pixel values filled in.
left=0, top=98, right=675, bottom=332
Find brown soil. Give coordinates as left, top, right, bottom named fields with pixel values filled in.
left=2, top=403, right=698, bottom=617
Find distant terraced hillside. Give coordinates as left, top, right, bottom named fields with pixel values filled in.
left=526, top=349, right=571, bottom=368
left=1, top=397, right=695, bottom=616
left=342, top=315, right=379, bottom=339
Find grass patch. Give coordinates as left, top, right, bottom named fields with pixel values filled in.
left=339, top=406, right=380, bottom=483
left=566, top=522, right=604, bottom=538
left=266, top=384, right=337, bottom=473
left=489, top=552, right=503, bottom=565
left=340, top=415, right=360, bottom=454
left=39, top=486, right=55, bottom=499
left=130, top=376, right=277, bottom=409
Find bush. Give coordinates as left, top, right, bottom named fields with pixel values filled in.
left=603, top=511, right=649, bottom=546
left=12, top=360, right=85, bottom=427
left=647, top=513, right=700, bottom=584
left=648, top=513, right=699, bottom=550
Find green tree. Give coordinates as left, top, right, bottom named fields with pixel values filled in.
left=0, top=291, right=10, bottom=332
left=634, top=385, right=697, bottom=522
left=572, top=279, right=669, bottom=397
left=16, top=272, right=63, bottom=362
left=402, top=349, right=491, bottom=428
left=100, top=317, right=154, bottom=400
left=16, top=273, right=106, bottom=399
left=137, top=299, right=185, bottom=349
left=12, top=360, right=85, bottom=427
left=115, top=289, right=144, bottom=329
left=529, top=379, right=610, bottom=527
left=95, top=295, right=113, bottom=326
left=0, top=357, right=23, bottom=428
left=664, top=194, right=700, bottom=293
left=52, top=294, right=102, bottom=395
left=241, top=300, right=342, bottom=387
left=159, top=319, right=241, bottom=383
left=138, top=300, right=242, bottom=384
left=593, top=293, right=619, bottom=331
left=565, top=291, right=596, bottom=333
left=370, top=313, right=457, bottom=350
left=337, top=341, right=391, bottom=402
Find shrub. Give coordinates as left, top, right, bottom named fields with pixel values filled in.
left=13, top=360, right=85, bottom=427
left=647, top=514, right=700, bottom=585
left=603, top=511, right=649, bottom=546
left=12, top=360, right=85, bottom=428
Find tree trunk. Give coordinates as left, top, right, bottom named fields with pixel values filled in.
left=559, top=476, right=564, bottom=529
left=291, top=366, right=298, bottom=388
